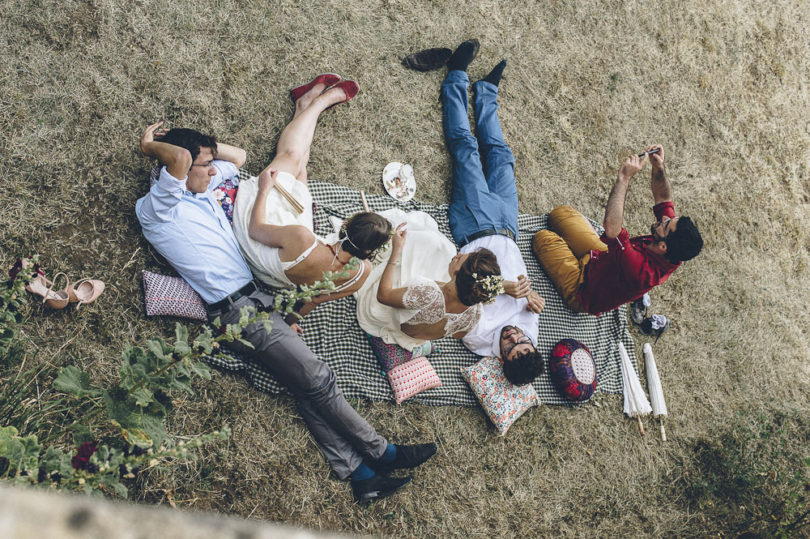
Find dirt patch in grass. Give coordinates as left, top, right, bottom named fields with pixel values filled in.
left=2, top=0, right=809, bottom=535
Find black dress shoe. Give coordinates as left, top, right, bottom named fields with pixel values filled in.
left=372, top=443, right=438, bottom=474
left=402, top=47, right=452, bottom=72
left=352, top=474, right=412, bottom=504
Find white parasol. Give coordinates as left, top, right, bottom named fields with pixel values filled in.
left=618, top=342, right=652, bottom=434
left=643, top=343, right=668, bottom=441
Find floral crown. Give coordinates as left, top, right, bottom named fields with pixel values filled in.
left=339, top=223, right=390, bottom=264
left=471, top=273, right=505, bottom=304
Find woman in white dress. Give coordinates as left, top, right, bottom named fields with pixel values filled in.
left=232, top=74, right=392, bottom=319
left=354, top=210, right=522, bottom=352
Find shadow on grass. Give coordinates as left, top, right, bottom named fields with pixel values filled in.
left=673, top=409, right=810, bottom=537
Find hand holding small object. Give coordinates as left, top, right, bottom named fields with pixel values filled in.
left=641, top=144, right=665, bottom=169
left=504, top=275, right=532, bottom=299
left=391, top=222, right=408, bottom=252
left=637, top=147, right=661, bottom=158
left=257, top=169, right=278, bottom=192
left=526, top=291, right=545, bottom=314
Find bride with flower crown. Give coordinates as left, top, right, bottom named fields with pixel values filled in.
left=354, top=208, right=506, bottom=352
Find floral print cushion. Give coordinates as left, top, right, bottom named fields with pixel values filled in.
left=461, top=357, right=540, bottom=436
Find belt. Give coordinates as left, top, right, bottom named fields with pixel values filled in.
left=207, top=281, right=257, bottom=311
left=459, top=228, right=515, bottom=248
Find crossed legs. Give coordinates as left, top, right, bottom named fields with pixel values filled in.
left=214, top=301, right=387, bottom=480
left=532, top=206, right=607, bottom=312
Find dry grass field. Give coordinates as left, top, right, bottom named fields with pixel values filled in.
left=2, top=0, right=809, bottom=536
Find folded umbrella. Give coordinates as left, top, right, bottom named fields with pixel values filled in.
left=618, top=342, right=652, bottom=434
left=643, top=343, right=668, bottom=441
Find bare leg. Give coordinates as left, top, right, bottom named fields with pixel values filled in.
left=262, top=85, right=347, bottom=185
left=290, top=86, right=322, bottom=183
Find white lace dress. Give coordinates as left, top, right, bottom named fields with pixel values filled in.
left=401, top=278, right=483, bottom=336
left=355, top=208, right=476, bottom=350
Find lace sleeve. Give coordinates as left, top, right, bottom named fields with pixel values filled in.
left=444, top=303, right=484, bottom=337
left=401, top=280, right=444, bottom=325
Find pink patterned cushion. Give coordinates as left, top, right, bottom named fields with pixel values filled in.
left=386, top=356, right=442, bottom=404
left=461, top=357, right=540, bottom=436
left=142, top=270, right=207, bottom=321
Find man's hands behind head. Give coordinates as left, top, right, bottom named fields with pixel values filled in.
left=140, top=121, right=169, bottom=155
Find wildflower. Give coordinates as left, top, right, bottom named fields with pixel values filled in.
left=71, top=441, right=98, bottom=471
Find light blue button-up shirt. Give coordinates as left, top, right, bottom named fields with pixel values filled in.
left=135, top=161, right=253, bottom=304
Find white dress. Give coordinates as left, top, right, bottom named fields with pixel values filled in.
left=232, top=172, right=322, bottom=288
left=354, top=209, right=464, bottom=350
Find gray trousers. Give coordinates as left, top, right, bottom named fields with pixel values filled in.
left=208, top=292, right=387, bottom=480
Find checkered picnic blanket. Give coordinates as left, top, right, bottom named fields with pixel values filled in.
left=205, top=176, right=638, bottom=406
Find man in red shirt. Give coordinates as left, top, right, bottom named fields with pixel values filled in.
left=532, top=145, right=703, bottom=316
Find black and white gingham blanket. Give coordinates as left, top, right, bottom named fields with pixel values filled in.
left=205, top=177, right=637, bottom=406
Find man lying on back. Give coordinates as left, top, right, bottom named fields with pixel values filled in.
left=135, top=120, right=436, bottom=503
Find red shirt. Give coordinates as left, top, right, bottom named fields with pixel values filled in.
left=577, top=201, right=680, bottom=315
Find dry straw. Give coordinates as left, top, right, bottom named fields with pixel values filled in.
left=1, top=0, right=809, bottom=535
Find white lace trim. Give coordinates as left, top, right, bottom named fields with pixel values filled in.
left=401, top=278, right=482, bottom=337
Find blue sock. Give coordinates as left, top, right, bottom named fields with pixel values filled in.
left=379, top=443, right=397, bottom=463
left=350, top=462, right=375, bottom=481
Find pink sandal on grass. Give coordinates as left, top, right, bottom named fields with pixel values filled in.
left=25, top=272, right=70, bottom=309
left=68, top=278, right=105, bottom=309
left=290, top=73, right=342, bottom=103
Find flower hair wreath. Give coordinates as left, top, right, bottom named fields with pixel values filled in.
left=339, top=223, right=391, bottom=264
left=471, top=273, right=505, bottom=304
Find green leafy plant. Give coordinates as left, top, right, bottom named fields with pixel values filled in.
left=0, top=254, right=360, bottom=500
left=0, top=256, right=40, bottom=357
left=0, top=424, right=230, bottom=497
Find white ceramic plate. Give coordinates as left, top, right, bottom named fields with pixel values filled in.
left=382, top=162, right=416, bottom=202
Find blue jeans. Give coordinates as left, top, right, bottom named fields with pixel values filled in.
left=443, top=70, right=518, bottom=245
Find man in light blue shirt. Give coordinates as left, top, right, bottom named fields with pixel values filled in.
left=135, top=117, right=435, bottom=503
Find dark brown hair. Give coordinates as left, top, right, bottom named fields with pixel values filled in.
left=340, top=213, right=392, bottom=260
left=455, top=248, right=502, bottom=306
left=157, top=128, right=218, bottom=162
left=503, top=349, right=544, bottom=385
left=664, top=216, right=703, bottom=264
